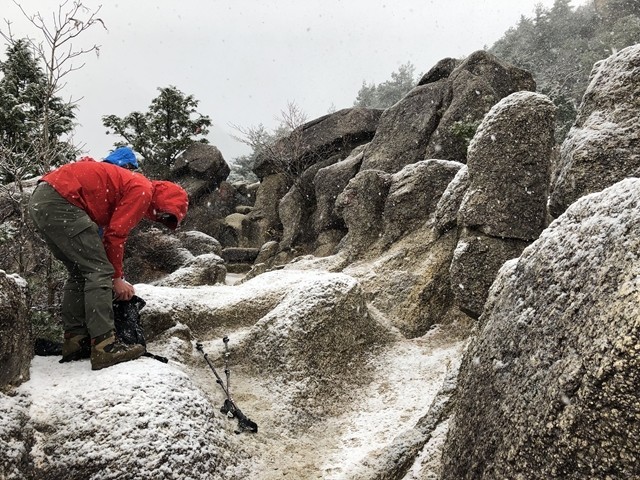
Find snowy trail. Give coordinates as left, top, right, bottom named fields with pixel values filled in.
left=192, top=328, right=467, bottom=479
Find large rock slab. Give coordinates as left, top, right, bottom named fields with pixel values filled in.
left=458, top=91, right=556, bottom=241
left=253, top=107, right=382, bottom=179
left=136, top=270, right=329, bottom=340
left=0, top=271, right=30, bottom=389
left=442, top=178, right=640, bottom=479
left=241, top=271, right=391, bottom=421
left=550, top=44, right=640, bottom=217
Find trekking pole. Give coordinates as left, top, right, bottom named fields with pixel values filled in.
left=195, top=342, right=258, bottom=434
left=223, top=336, right=231, bottom=401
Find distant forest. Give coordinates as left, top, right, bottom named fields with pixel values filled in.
left=355, top=0, right=640, bottom=141
left=489, top=0, right=640, bottom=139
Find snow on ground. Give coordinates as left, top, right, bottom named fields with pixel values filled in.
left=1, top=266, right=469, bottom=479
left=318, top=338, right=463, bottom=479
left=182, top=324, right=468, bottom=479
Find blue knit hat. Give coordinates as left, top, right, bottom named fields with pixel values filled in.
left=104, top=146, right=139, bottom=169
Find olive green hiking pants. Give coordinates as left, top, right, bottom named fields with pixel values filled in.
left=29, top=182, right=115, bottom=339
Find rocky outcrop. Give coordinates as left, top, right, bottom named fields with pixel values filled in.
left=450, top=91, right=555, bottom=318
left=171, top=143, right=230, bottom=201
left=252, top=107, right=382, bottom=179
left=442, top=178, right=640, bottom=480
left=549, top=44, right=640, bottom=218
left=361, top=51, right=535, bottom=173
left=247, top=108, right=382, bottom=256
left=0, top=271, right=30, bottom=389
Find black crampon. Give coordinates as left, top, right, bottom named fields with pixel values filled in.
left=195, top=340, right=258, bottom=434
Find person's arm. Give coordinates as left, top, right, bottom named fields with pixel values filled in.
left=102, top=182, right=153, bottom=297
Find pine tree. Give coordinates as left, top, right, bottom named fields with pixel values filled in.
left=0, top=39, right=75, bottom=183
left=103, top=85, right=212, bottom=179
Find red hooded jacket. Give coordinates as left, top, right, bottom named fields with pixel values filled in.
left=41, top=158, right=188, bottom=279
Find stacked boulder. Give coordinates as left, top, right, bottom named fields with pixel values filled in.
left=334, top=92, right=555, bottom=331
left=450, top=91, right=556, bottom=318
left=237, top=51, right=537, bottom=271
left=246, top=107, right=384, bottom=252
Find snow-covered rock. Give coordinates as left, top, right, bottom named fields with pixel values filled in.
left=153, top=253, right=226, bottom=287
left=241, top=272, right=391, bottom=426
left=0, top=270, right=30, bottom=389
left=550, top=44, right=640, bottom=218
left=2, top=357, right=249, bottom=480
left=442, top=178, right=640, bottom=479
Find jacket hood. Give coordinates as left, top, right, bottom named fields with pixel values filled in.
left=146, top=181, right=189, bottom=229
left=103, top=146, right=139, bottom=169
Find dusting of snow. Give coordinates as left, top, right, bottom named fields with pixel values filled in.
left=15, top=356, right=250, bottom=479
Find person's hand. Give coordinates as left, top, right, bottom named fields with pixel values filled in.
left=113, top=277, right=135, bottom=301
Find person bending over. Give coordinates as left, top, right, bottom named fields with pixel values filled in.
left=29, top=155, right=188, bottom=370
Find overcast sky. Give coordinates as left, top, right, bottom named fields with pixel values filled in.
left=4, top=0, right=588, bottom=161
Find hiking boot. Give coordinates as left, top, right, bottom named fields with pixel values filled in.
left=59, top=332, right=91, bottom=363
left=90, top=332, right=145, bottom=371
